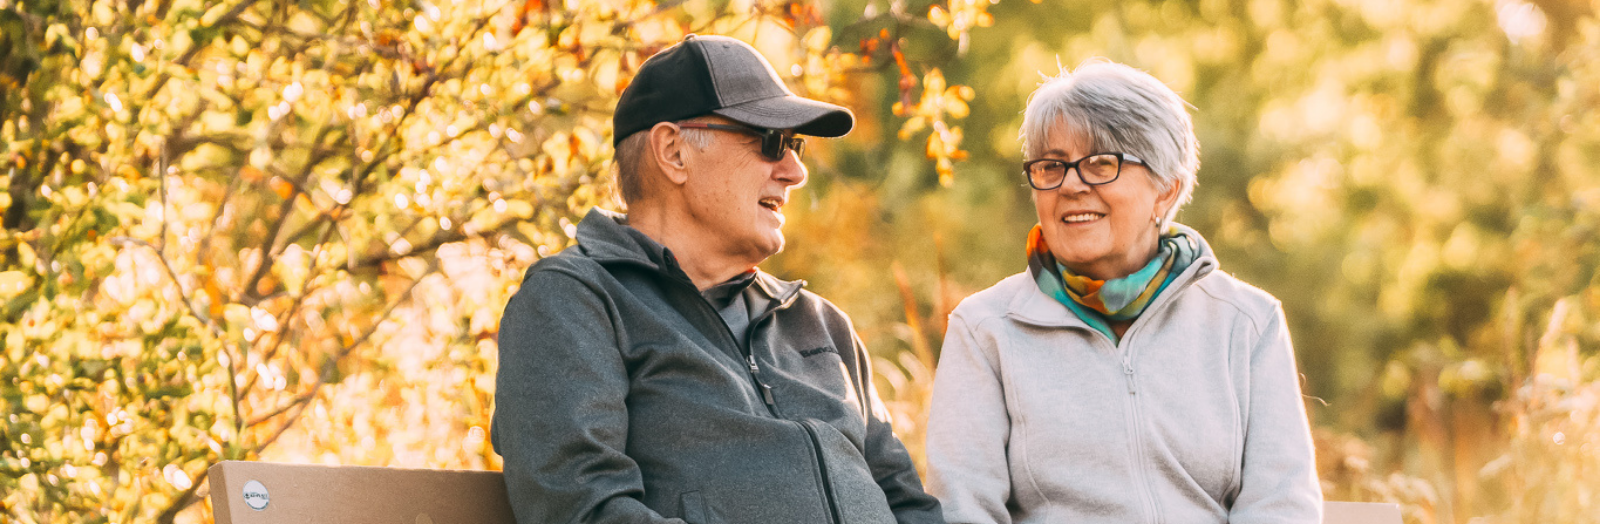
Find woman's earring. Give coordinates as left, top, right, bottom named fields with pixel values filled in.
left=1151, top=214, right=1161, bottom=225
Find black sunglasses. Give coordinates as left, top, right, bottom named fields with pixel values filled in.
left=676, top=122, right=805, bottom=162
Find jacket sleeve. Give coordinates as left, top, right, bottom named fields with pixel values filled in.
left=924, top=312, right=1013, bottom=524
left=1228, top=305, right=1323, bottom=523
left=492, top=268, right=685, bottom=524
left=852, top=330, right=948, bottom=524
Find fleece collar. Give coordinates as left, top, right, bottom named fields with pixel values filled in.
left=572, top=207, right=803, bottom=304
left=1006, top=222, right=1219, bottom=329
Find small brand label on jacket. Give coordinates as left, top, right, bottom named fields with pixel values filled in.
left=799, top=346, right=837, bottom=358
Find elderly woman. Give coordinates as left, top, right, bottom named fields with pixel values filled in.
left=925, top=60, right=1322, bottom=523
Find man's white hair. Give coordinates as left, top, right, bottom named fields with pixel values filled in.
left=1020, top=59, right=1199, bottom=225
left=614, top=124, right=713, bottom=206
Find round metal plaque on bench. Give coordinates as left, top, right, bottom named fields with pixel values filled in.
left=242, top=480, right=270, bottom=511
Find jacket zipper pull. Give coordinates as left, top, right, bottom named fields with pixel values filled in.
left=1122, top=361, right=1136, bottom=394
left=748, top=355, right=777, bottom=407
left=760, top=383, right=776, bottom=406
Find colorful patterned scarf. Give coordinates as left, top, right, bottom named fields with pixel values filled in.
left=1026, top=224, right=1198, bottom=343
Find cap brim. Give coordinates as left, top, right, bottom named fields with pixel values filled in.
left=713, top=95, right=855, bottom=137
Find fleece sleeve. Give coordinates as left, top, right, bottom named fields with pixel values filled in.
left=924, top=312, right=1014, bottom=524
left=491, top=269, right=685, bottom=524
left=1228, top=304, right=1324, bottom=523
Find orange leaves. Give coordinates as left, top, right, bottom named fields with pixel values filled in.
left=853, top=17, right=982, bottom=185
left=268, top=176, right=295, bottom=200
left=779, top=1, right=825, bottom=29
left=510, top=0, right=546, bottom=36
left=892, top=41, right=917, bottom=115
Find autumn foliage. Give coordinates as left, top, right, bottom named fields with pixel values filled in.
left=3, top=1, right=1598, bottom=524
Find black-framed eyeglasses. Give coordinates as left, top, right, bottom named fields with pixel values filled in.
left=1022, top=152, right=1147, bottom=190
left=676, top=122, right=805, bottom=162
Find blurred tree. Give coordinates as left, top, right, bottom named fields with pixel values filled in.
left=0, top=0, right=979, bottom=523
left=7, top=0, right=1594, bottom=523
left=772, top=1, right=1600, bottom=523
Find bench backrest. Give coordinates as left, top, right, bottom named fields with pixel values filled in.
left=1323, top=500, right=1404, bottom=524
left=208, top=461, right=1402, bottom=524
left=208, top=461, right=516, bottom=524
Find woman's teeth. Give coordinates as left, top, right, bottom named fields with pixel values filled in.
left=1063, top=213, right=1103, bottom=223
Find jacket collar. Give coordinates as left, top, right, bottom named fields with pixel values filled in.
left=573, top=207, right=804, bottom=304
left=1006, top=222, right=1219, bottom=328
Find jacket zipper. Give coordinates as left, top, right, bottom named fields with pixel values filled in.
left=742, top=299, right=795, bottom=414
left=751, top=294, right=844, bottom=524
left=1119, top=349, right=1159, bottom=524
left=687, top=284, right=781, bottom=417
left=1049, top=265, right=1204, bottom=524
left=1115, top=322, right=1162, bottom=524
left=799, top=421, right=844, bottom=524
left=601, top=256, right=803, bottom=416
left=671, top=271, right=843, bottom=522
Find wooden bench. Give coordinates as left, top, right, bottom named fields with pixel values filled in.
left=208, top=461, right=1402, bottom=523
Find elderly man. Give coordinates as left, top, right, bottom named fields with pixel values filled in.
left=491, top=34, right=945, bottom=524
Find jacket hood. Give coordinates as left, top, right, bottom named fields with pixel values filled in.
left=572, top=207, right=804, bottom=303
left=1007, top=222, right=1219, bottom=328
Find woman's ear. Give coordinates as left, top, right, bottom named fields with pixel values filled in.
left=1154, top=179, right=1183, bottom=223
left=649, top=122, right=690, bottom=185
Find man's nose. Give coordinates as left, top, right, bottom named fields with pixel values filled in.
left=775, top=149, right=807, bottom=188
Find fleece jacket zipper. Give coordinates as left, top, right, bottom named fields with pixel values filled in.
left=679, top=277, right=780, bottom=416
left=1093, top=332, right=1158, bottom=524
left=1111, top=273, right=1203, bottom=524
left=660, top=264, right=841, bottom=523
left=1120, top=343, right=1160, bottom=524
left=741, top=289, right=801, bottom=413
left=1110, top=261, right=1214, bottom=524
left=799, top=421, right=844, bottom=524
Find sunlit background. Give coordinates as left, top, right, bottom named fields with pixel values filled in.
left=1, top=0, right=1596, bottom=523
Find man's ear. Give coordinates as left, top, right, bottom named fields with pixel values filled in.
left=649, top=122, right=690, bottom=185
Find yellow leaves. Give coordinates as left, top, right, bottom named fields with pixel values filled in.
left=926, top=0, right=995, bottom=42
left=893, top=69, right=976, bottom=186
left=199, top=2, right=235, bottom=26
left=161, top=464, right=194, bottom=490
left=24, top=394, right=50, bottom=414
left=17, top=241, right=38, bottom=270
left=0, top=269, right=33, bottom=298
left=803, top=27, right=833, bottom=53
left=278, top=244, right=310, bottom=296
left=592, top=53, right=624, bottom=96
left=505, top=199, right=535, bottom=219
left=1534, top=298, right=1582, bottom=384
left=223, top=304, right=251, bottom=327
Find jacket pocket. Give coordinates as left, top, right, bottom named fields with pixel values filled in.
left=680, top=490, right=710, bottom=524
left=800, top=419, right=896, bottom=524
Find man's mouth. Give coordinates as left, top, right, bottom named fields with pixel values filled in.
left=759, top=197, right=785, bottom=212
left=1062, top=212, right=1104, bottom=224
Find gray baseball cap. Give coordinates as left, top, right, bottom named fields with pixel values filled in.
left=612, top=34, right=855, bottom=145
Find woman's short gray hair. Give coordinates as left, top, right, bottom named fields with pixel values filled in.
left=1020, top=60, right=1199, bottom=224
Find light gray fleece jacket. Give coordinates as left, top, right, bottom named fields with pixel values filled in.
left=925, top=226, right=1321, bottom=524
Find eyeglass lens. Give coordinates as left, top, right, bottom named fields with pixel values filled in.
left=1027, top=154, right=1121, bottom=188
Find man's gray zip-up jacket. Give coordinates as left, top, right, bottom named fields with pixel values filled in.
left=492, top=208, right=945, bottom=524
